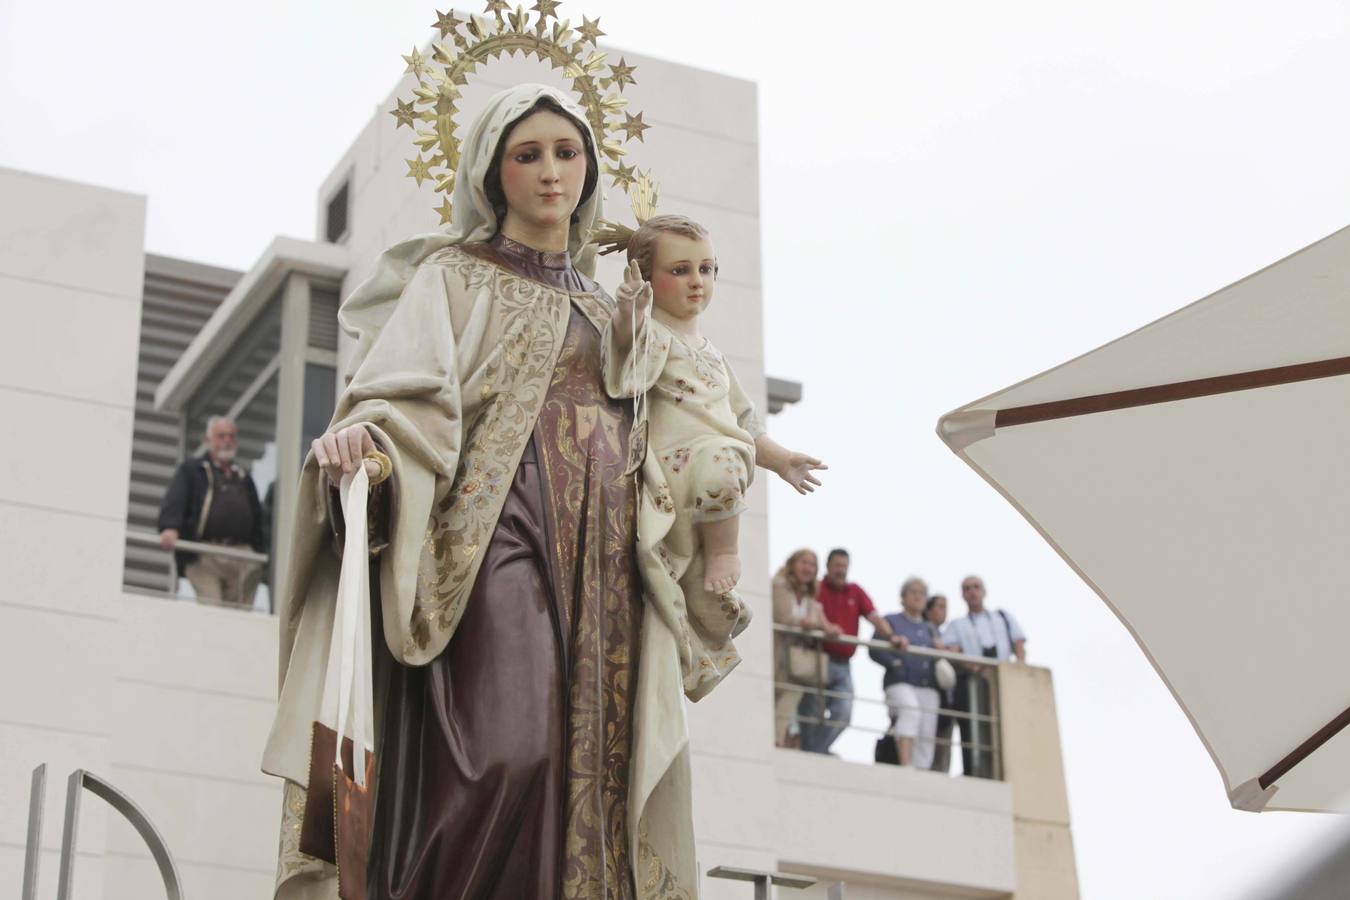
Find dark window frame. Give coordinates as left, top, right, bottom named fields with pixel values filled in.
left=325, top=177, right=351, bottom=244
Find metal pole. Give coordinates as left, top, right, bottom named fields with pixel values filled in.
left=990, top=667, right=1004, bottom=782
left=273, top=272, right=312, bottom=626
left=79, top=771, right=183, bottom=900
left=21, top=765, right=45, bottom=900
left=55, top=770, right=83, bottom=900
left=168, top=553, right=178, bottom=595
left=707, top=866, right=816, bottom=897
left=813, top=639, right=825, bottom=751
left=126, top=530, right=269, bottom=564
left=54, top=769, right=184, bottom=900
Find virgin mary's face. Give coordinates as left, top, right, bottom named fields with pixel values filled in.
left=498, top=109, right=589, bottom=232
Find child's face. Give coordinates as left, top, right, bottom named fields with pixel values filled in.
left=648, top=233, right=717, bottom=322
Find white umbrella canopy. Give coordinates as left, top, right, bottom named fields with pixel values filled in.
left=938, top=225, right=1350, bottom=814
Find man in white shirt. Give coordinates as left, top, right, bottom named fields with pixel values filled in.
left=942, top=575, right=1026, bottom=777
left=943, top=576, right=1026, bottom=663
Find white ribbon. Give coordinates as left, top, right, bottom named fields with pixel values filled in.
left=626, top=287, right=652, bottom=428
left=626, top=295, right=653, bottom=523
left=319, top=465, right=374, bottom=787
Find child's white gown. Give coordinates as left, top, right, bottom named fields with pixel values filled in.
left=604, top=316, right=764, bottom=700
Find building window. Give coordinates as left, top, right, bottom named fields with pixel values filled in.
left=325, top=180, right=350, bottom=244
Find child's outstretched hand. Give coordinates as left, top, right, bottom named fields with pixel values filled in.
left=613, top=259, right=653, bottom=352
left=777, top=451, right=827, bottom=495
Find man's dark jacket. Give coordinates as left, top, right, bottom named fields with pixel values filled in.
left=157, top=456, right=265, bottom=571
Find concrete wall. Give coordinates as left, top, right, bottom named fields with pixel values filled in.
left=0, top=169, right=283, bottom=900
left=0, top=168, right=145, bottom=899
left=97, top=596, right=280, bottom=898
left=998, top=664, right=1080, bottom=900
left=771, top=749, right=1016, bottom=897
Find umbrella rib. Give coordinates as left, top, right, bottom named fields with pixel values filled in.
left=995, top=355, right=1350, bottom=428
left=1259, top=704, right=1350, bottom=791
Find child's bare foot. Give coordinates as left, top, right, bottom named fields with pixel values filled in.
left=705, top=553, right=741, bottom=594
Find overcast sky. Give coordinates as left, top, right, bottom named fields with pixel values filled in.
left=5, top=1, right=1349, bottom=896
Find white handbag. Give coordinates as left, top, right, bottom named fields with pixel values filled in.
left=934, top=657, right=957, bottom=691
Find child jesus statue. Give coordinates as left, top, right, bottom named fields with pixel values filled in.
left=605, top=214, right=826, bottom=697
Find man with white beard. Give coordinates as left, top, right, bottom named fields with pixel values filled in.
left=158, top=416, right=265, bottom=607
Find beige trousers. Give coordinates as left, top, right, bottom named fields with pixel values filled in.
left=184, top=554, right=262, bottom=608
left=774, top=684, right=804, bottom=745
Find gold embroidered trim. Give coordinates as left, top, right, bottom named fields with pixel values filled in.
left=275, top=780, right=330, bottom=888
left=637, top=823, right=691, bottom=900
left=397, top=247, right=625, bottom=663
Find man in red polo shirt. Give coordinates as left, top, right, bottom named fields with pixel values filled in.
left=801, top=548, right=907, bottom=754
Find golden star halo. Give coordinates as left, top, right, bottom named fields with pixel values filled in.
left=577, top=15, right=604, bottom=44
left=390, top=98, right=418, bottom=129
left=431, top=9, right=465, bottom=36
left=392, top=2, right=661, bottom=254
left=435, top=195, right=455, bottom=224
left=406, top=155, right=434, bottom=185
left=530, top=0, right=562, bottom=19
left=619, top=111, right=649, bottom=142
left=607, top=56, right=636, bottom=91
left=403, top=46, right=429, bottom=77
left=606, top=160, right=638, bottom=190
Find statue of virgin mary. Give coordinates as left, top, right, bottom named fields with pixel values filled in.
left=263, top=82, right=719, bottom=900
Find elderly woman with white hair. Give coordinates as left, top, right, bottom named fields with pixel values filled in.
left=869, top=576, right=948, bottom=768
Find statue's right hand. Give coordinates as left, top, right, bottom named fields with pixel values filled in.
left=312, top=424, right=379, bottom=487
left=615, top=259, right=653, bottom=318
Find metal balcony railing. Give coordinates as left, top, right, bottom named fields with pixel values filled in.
left=24, top=764, right=182, bottom=900
left=771, top=624, right=1005, bottom=779
left=124, top=528, right=271, bottom=612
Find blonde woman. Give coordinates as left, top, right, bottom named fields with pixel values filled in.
left=771, top=549, right=838, bottom=747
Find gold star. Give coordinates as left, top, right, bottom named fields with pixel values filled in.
left=435, top=196, right=454, bottom=224
left=577, top=16, right=605, bottom=44
left=389, top=98, right=417, bottom=129
left=430, top=9, right=464, bottom=37
left=619, top=111, right=650, bottom=142
left=403, top=46, right=428, bottom=78
left=607, top=161, right=637, bottom=190
left=608, top=57, right=636, bottom=90
left=531, top=0, right=561, bottom=19
left=483, top=0, right=509, bottom=16
left=406, top=155, right=433, bottom=186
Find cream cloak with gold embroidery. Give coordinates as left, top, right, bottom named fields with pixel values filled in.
left=262, top=83, right=708, bottom=900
